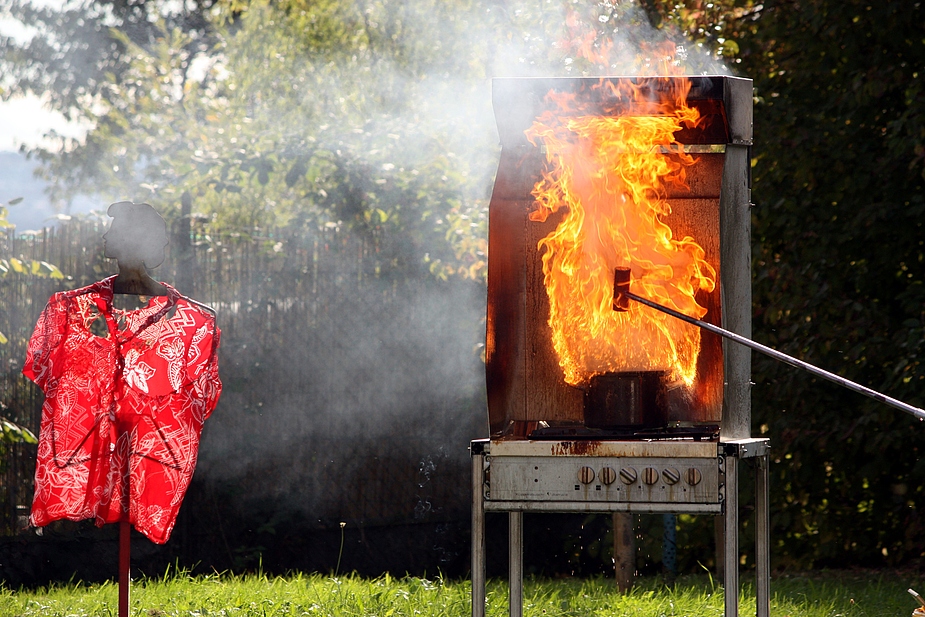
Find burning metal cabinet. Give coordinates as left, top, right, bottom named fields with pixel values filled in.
left=471, top=76, right=769, bottom=617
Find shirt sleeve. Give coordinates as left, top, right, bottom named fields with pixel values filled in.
left=23, top=294, right=68, bottom=391
left=187, top=319, right=222, bottom=420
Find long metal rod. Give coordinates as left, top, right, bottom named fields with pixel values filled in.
left=624, top=291, right=925, bottom=421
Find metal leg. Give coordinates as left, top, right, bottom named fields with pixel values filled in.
left=714, top=514, right=725, bottom=581
left=613, top=512, right=635, bottom=591
left=472, top=452, right=486, bottom=617
left=755, top=455, right=770, bottom=617
left=724, top=453, right=739, bottom=617
left=509, top=512, right=523, bottom=617
left=662, top=513, right=678, bottom=582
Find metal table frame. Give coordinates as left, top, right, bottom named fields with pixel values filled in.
left=470, top=437, right=770, bottom=617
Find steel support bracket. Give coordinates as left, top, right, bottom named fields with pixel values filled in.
left=720, top=437, right=770, bottom=459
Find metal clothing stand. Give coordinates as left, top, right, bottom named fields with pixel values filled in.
left=119, top=519, right=130, bottom=617
left=118, top=427, right=131, bottom=617
left=470, top=438, right=770, bottom=617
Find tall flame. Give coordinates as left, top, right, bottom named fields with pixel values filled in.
left=526, top=76, right=716, bottom=387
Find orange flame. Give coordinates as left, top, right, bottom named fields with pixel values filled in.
left=526, top=75, right=716, bottom=387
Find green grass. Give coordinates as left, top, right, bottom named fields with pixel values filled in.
left=1, top=569, right=922, bottom=616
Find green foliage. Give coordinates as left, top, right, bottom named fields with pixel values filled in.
left=0, top=204, right=58, bottom=488
left=0, top=258, right=64, bottom=280
left=650, top=0, right=925, bottom=568
left=28, top=1, right=505, bottom=281
left=739, top=0, right=925, bottom=569
left=1, top=417, right=36, bottom=446
left=11, top=0, right=703, bottom=282
left=0, top=198, right=64, bottom=346
left=0, top=0, right=220, bottom=119
left=0, top=397, right=36, bottom=469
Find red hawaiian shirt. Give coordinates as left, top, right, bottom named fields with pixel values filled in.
left=24, top=275, right=221, bottom=544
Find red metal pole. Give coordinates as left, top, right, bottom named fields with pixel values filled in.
left=118, top=419, right=130, bottom=617
left=119, top=518, right=130, bottom=617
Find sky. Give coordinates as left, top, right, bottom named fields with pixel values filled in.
left=0, top=0, right=86, bottom=152
left=0, top=85, right=92, bottom=230
left=0, top=0, right=96, bottom=228
left=0, top=94, right=85, bottom=152
left=0, top=95, right=93, bottom=230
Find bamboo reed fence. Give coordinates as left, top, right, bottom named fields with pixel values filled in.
left=0, top=216, right=485, bottom=541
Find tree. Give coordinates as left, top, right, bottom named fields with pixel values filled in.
left=14, top=0, right=735, bottom=280
left=0, top=0, right=220, bottom=124
left=649, top=0, right=925, bottom=567
left=743, top=0, right=925, bottom=568
left=12, top=0, right=925, bottom=569
left=18, top=1, right=509, bottom=278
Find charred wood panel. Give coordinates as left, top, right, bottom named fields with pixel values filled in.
left=664, top=196, right=724, bottom=424
left=524, top=208, right=584, bottom=426
left=485, top=186, right=528, bottom=433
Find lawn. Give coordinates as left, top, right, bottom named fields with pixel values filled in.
left=1, top=569, right=922, bottom=616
